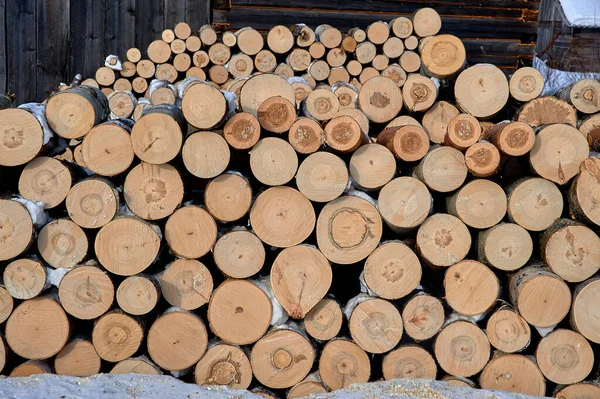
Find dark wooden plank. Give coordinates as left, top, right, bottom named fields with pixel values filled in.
left=36, top=0, right=70, bottom=101
left=0, top=0, right=6, bottom=94
left=70, top=0, right=106, bottom=83
left=6, top=0, right=37, bottom=103
left=187, top=0, right=211, bottom=30
left=164, top=0, right=186, bottom=29
left=136, top=0, right=164, bottom=58
left=106, top=0, right=136, bottom=59
left=462, top=40, right=535, bottom=57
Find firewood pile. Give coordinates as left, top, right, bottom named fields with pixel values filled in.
left=1, top=7, right=600, bottom=399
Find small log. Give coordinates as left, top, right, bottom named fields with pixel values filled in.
left=194, top=343, right=253, bottom=389
left=422, top=101, right=459, bottom=144
left=404, top=36, right=418, bottom=51
left=193, top=50, right=210, bottom=67
left=136, top=60, right=155, bottom=78
left=223, top=112, right=261, bottom=150
left=228, top=53, right=254, bottom=78
left=108, top=90, right=136, bottom=118
left=121, top=62, right=137, bottom=78
left=132, top=104, right=185, bottom=163
left=319, top=339, right=370, bottom=390
left=58, top=265, right=114, bottom=319
left=507, top=177, right=563, bottom=231
left=288, top=49, right=311, bottom=72
left=355, top=42, right=376, bottom=64
left=414, top=146, right=467, bottom=192
left=65, top=178, right=118, bottom=229
left=465, top=142, right=501, bottom=177
left=80, top=78, right=99, bottom=88
left=82, top=119, right=135, bottom=176
left=434, top=320, right=490, bottom=377
left=372, top=54, right=389, bottom=71
left=455, top=64, right=509, bottom=118
left=348, top=297, right=403, bottom=354
left=509, top=265, right=571, bottom=328
left=173, top=53, right=191, bottom=72
left=209, top=65, right=230, bottom=85
left=296, top=152, right=348, bottom=202
left=288, top=117, right=324, bottom=154
left=110, top=358, right=160, bottom=374
left=304, top=298, right=343, bottom=341
left=162, top=28, right=175, bottom=43
left=38, top=218, right=87, bottom=268
left=478, top=223, right=533, bottom=271
left=236, top=27, right=264, bottom=55
left=327, top=48, right=347, bottom=68
left=364, top=242, right=421, bottom=300
left=486, top=307, right=531, bottom=353
left=170, top=39, right=186, bottom=54
left=413, top=7, right=442, bottom=37
left=186, top=66, right=206, bottom=80
left=580, top=113, right=600, bottom=151
left=444, top=260, right=500, bottom=316
left=19, top=156, right=72, bottom=208
left=54, top=339, right=101, bottom=377
left=186, top=35, right=202, bottom=52
left=555, top=383, right=600, bottom=399
left=208, top=279, right=272, bottom=345
left=569, top=157, right=600, bottom=226
left=447, top=179, right=507, bottom=229
left=0, top=287, right=13, bottom=323
left=174, top=22, right=191, bottom=39
left=378, top=176, right=431, bottom=234
left=95, top=217, right=161, bottom=276
left=342, top=36, right=357, bottom=53
left=445, top=113, right=481, bottom=150
left=309, top=42, right=326, bottom=59
left=509, top=67, right=544, bottom=101
left=389, top=17, right=413, bottom=38
left=160, top=259, right=213, bottom=310
left=382, top=345, right=437, bottom=380
left=147, top=40, right=171, bottom=64
left=416, top=213, right=471, bottom=267
left=6, top=297, right=70, bottom=360
left=10, top=361, right=50, bottom=376
left=382, top=37, right=404, bottom=58
left=536, top=329, right=593, bottom=385
left=250, top=137, right=298, bottom=186
left=208, top=42, right=231, bottom=65
left=101, top=87, right=113, bottom=96
left=331, top=82, right=357, bottom=109
left=3, top=258, right=47, bottom=300
left=205, top=172, right=252, bottom=223
left=267, top=25, right=294, bottom=54
left=358, top=76, right=403, bottom=123
left=73, top=144, right=86, bottom=167
left=182, top=131, right=230, bottom=179
left=257, top=96, right=296, bottom=133
left=240, top=74, right=296, bottom=117
left=0, top=108, right=46, bottom=166
left=250, top=186, right=314, bottom=248
left=402, top=294, right=444, bottom=341
left=126, top=47, right=142, bottom=63
left=366, top=21, right=390, bottom=45
left=147, top=310, right=208, bottom=371
left=572, top=278, right=600, bottom=344
left=315, top=24, right=342, bottom=49
left=95, top=66, right=115, bottom=86
left=421, top=35, right=466, bottom=79
left=132, top=77, right=149, bottom=94
left=517, top=96, right=577, bottom=127
left=480, top=354, right=546, bottom=396
left=155, top=64, right=177, bottom=82
left=530, top=123, right=589, bottom=185
left=559, top=79, right=600, bottom=114
left=116, top=275, right=160, bottom=316
left=199, top=25, right=217, bottom=46
left=288, top=374, right=327, bottom=398
left=213, top=230, right=265, bottom=279
left=325, top=115, right=366, bottom=153
left=307, top=60, right=330, bottom=82
left=487, top=121, right=535, bottom=156
left=292, top=24, right=315, bottom=48
left=254, top=49, right=277, bottom=73
left=165, top=206, right=217, bottom=259
left=359, top=67, right=380, bottom=83
left=399, top=51, right=421, bottom=73
left=336, top=108, right=370, bottom=135
left=442, top=376, right=475, bottom=388
left=348, top=27, right=366, bottom=42
left=377, top=125, right=430, bottom=162
left=349, top=143, right=395, bottom=190
left=346, top=60, right=363, bottom=77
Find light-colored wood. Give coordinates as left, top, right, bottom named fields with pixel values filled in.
left=358, top=76, right=403, bottom=123
left=92, top=311, right=143, bottom=362
left=147, top=40, right=171, bottom=64
left=421, top=35, right=466, bottom=79
left=390, top=17, right=413, bottom=38
left=441, top=376, right=475, bottom=388
left=536, top=329, right=593, bottom=385
left=111, top=358, right=160, bottom=375
left=38, top=218, right=87, bottom=268
left=240, top=74, right=296, bottom=117
left=319, top=339, right=370, bottom=390
left=464, top=142, right=501, bottom=178
left=327, top=48, right=347, bottom=68
left=148, top=310, right=208, bottom=371
left=6, top=297, right=69, bottom=360
left=434, top=321, right=490, bottom=377
left=382, top=346, right=437, bottom=380
left=579, top=113, right=600, bottom=151
left=414, top=146, right=467, bottom=193
left=10, top=361, right=49, bottom=377
left=447, top=179, right=506, bottom=229
left=81, top=78, right=99, bottom=88
left=325, top=115, right=366, bottom=153
left=381, top=65, right=407, bottom=88
left=82, top=121, right=134, bottom=176
left=0, top=287, right=13, bottom=323
left=570, top=157, right=600, bottom=227
left=404, top=36, right=418, bottom=51
left=182, top=131, right=230, bottom=179
left=193, top=50, right=210, bottom=68
left=455, top=64, right=509, bottom=118
left=137, top=60, right=156, bottom=79
left=366, top=21, right=390, bottom=45
left=509, top=265, right=571, bottom=328
left=160, top=259, right=213, bottom=310
left=382, top=37, right=404, bottom=58
left=413, top=7, right=442, bottom=37
left=376, top=125, right=430, bottom=162
left=205, top=173, right=252, bottom=223
left=309, top=42, right=326, bottom=59
left=342, top=35, right=357, bottom=53
left=422, top=101, right=460, bottom=144
left=186, top=35, right=202, bottom=52
left=293, top=24, right=316, bottom=47
left=331, top=81, right=356, bottom=108
left=348, top=27, right=367, bottom=42
left=359, top=67, right=379, bottom=84
left=66, top=178, right=118, bottom=229
left=54, top=340, right=101, bottom=377
left=108, top=91, right=136, bottom=118
left=509, top=67, right=544, bottom=101
left=19, top=156, right=72, bottom=208
left=355, top=41, right=377, bottom=64
left=257, top=96, right=296, bottom=133
left=250, top=186, right=315, bottom=248
left=478, top=223, right=533, bottom=271
left=386, top=115, right=423, bottom=129
left=403, top=74, right=437, bottom=112
left=336, top=108, right=370, bottom=135
left=123, top=162, right=183, bottom=220
left=288, top=378, right=327, bottom=398
left=95, top=217, right=160, bottom=276
left=236, top=27, right=264, bottom=55
left=113, top=78, right=132, bottom=92
left=3, top=258, right=46, bottom=300
left=199, top=25, right=217, bottom=46
left=116, top=275, right=160, bottom=316
left=399, top=51, right=421, bottom=73
left=555, top=383, right=600, bottom=399
left=195, top=344, right=253, bottom=389
left=173, top=53, right=191, bottom=72
left=402, top=294, right=444, bottom=341
left=486, top=308, right=531, bottom=353
left=174, top=22, right=191, bottom=39
left=349, top=144, right=395, bottom=190
left=271, top=245, right=332, bottom=318
left=288, top=49, right=311, bottom=72
left=162, top=29, right=175, bottom=43
left=0, top=108, right=45, bottom=166
left=517, top=96, right=578, bottom=127
left=267, top=25, right=294, bottom=54
left=228, top=53, right=254, bottom=78
left=59, top=265, right=114, bottom=319
left=126, top=47, right=141, bottom=63
left=296, top=152, right=348, bottom=202
left=560, top=79, right=600, bottom=114
left=121, top=61, right=136, bottom=78
left=530, top=124, right=589, bottom=185
left=507, top=177, right=563, bottom=232
left=304, top=298, right=343, bottom=341
left=208, top=42, right=231, bottom=65
left=572, top=278, right=600, bottom=343
left=132, top=77, right=149, bottom=94
left=131, top=106, right=184, bottom=164
left=95, top=67, right=115, bottom=86
left=251, top=329, right=315, bottom=389
left=255, top=49, right=277, bottom=72
left=416, top=213, right=471, bottom=267
left=213, top=230, right=265, bottom=279
left=208, top=279, right=272, bottom=345
left=250, top=137, right=298, bottom=186
left=445, top=113, right=481, bottom=150
left=444, top=260, right=500, bottom=316
left=101, top=87, right=113, bottom=96
left=364, top=242, right=421, bottom=300
left=315, top=24, right=342, bottom=48
left=182, top=82, right=227, bottom=129
left=346, top=60, right=363, bottom=77
left=223, top=112, right=261, bottom=150
left=170, top=38, right=186, bottom=54
left=480, top=354, right=546, bottom=396
left=165, top=205, right=217, bottom=259
left=488, top=121, right=535, bottom=156
left=304, top=88, right=339, bottom=121
left=378, top=176, right=431, bottom=234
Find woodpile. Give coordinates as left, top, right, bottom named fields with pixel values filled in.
left=0, top=8, right=600, bottom=399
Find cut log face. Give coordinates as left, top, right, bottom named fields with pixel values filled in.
left=182, top=83, right=227, bottom=130
left=490, top=121, right=535, bottom=157
left=46, top=86, right=108, bottom=139
left=414, top=146, right=467, bottom=193
left=108, top=91, right=136, bottom=118
left=444, top=260, right=500, bottom=316
left=480, top=354, right=546, bottom=396
left=19, top=156, right=72, bottom=209
left=464, top=142, right=500, bottom=178
left=336, top=108, right=370, bottom=135
left=223, top=112, right=261, bottom=150
left=205, top=173, right=252, bottom=223
left=255, top=50, right=277, bottom=72
left=358, top=76, right=403, bottom=123
left=4, top=258, right=46, bottom=300
left=250, top=138, right=298, bottom=186
left=486, top=308, right=531, bottom=353
left=131, top=108, right=184, bottom=164
left=445, top=113, right=481, bottom=150
left=580, top=113, right=600, bottom=151
left=319, top=340, right=370, bottom=390
left=288, top=380, right=327, bottom=398
left=316, top=195, right=383, bottom=264
left=0, top=287, right=13, bottom=324
left=555, top=383, right=600, bottom=399
left=95, top=217, right=161, bottom=276
left=364, top=242, right=421, bottom=300
left=530, top=124, right=589, bottom=185
left=382, top=64, right=407, bottom=88
left=267, top=25, right=294, bottom=54
left=116, top=276, right=159, bottom=316
left=390, top=17, right=412, bottom=38
left=359, top=67, right=380, bottom=83
left=6, top=297, right=70, bottom=360
left=54, top=340, right=101, bottom=377
left=294, top=25, right=316, bottom=48
left=213, top=230, right=265, bottom=279
left=38, top=218, right=87, bottom=268
left=0, top=200, right=33, bottom=261
left=422, top=101, right=460, bottom=144
left=110, top=358, right=160, bottom=375
left=507, top=178, right=563, bottom=232
left=147, top=40, right=171, bottom=64
left=413, top=7, right=442, bottom=37
left=349, top=144, right=395, bottom=190
left=0, top=108, right=44, bottom=167
left=377, top=125, right=430, bottom=162
left=324, top=115, right=365, bottom=153
left=563, top=79, right=600, bottom=114
left=304, top=298, right=343, bottom=341
left=455, top=64, right=509, bottom=118
left=379, top=177, right=431, bottom=234
left=208, top=279, right=272, bottom=345
left=257, top=96, right=296, bottom=133
left=10, top=361, right=48, bottom=376
left=434, top=321, right=490, bottom=377
left=416, top=213, right=471, bottom=267
left=228, top=53, right=254, bottom=78
left=126, top=47, right=141, bottom=62
left=570, top=157, right=600, bottom=227
left=304, top=88, right=339, bottom=121
left=194, top=344, right=253, bottom=390
left=382, top=37, right=404, bottom=59
left=296, top=152, right=348, bottom=202
left=402, top=294, right=444, bottom=341
left=160, top=259, right=213, bottom=310
left=509, top=67, right=544, bottom=102
left=147, top=311, right=208, bottom=371
left=199, top=25, right=217, bottom=46
left=536, top=329, right=593, bottom=385
left=193, top=51, right=210, bottom=68
left=82, top=122, right=134, bottom=176
left=236, top=28, right=264, bottom=55
left=92, top=312, right=144, bottom=362
left=517, top=96, right=578, bottom=127
left=209, top=43, right=231, bottom=65
left=66, top=179, right=118, bottom=229
left=59, top=266, right=114, bottom=320
left=165, top=206, right=217, bottom=259
left=350, top=298, right=403, bottom=354
left=182, top=131, right=230, bottom=179
left=382, top=346, right=437, bottom=380
left=478, top=223, right=533, bottom=271
left=572, top=278, right=600, bottom=344
left=421, top=35, right=466, bottom=79
left=403, top=74, right=437, bottom=112
left=95, top=67, right=116, bottom=86
left=240, top=74, right=296, bottom=117
left=447, top=179, right=507, bottom=229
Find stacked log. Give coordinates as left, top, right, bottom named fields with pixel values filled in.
left=1, top=10, right=600, bottom=399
